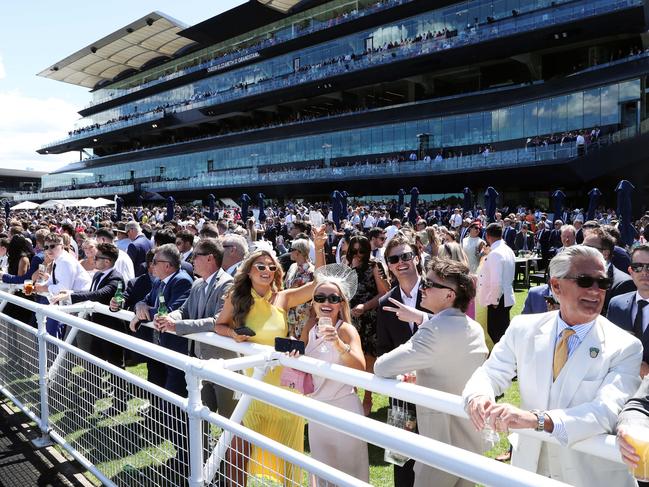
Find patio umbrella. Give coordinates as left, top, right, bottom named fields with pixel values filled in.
left=208, top=194, right=216, bottom=220
left=258, top=193, right=266, bottom=222
left=484, top=186, right=499, bottom=222
left=115, top=196, right=124, bottom=221
left=240, top=193, right=251, bottom=220
left=586, top=188, right=601, bottom=221
left=165, top=196, right=175, bottom=222
left=407, top=187, right=419, bottom=224
left=331, top=190, right=342, bottom=229
left=397, top=188, right=406, bottom=214
left=551, top=190, right=566, bottom=223
left=11, top=201, right=39, bottom=210
left=462, top=187, right=472, bottom=214
left=341, top=191, right=349, bottom=219
left=615, top=180, right=636, bottom=247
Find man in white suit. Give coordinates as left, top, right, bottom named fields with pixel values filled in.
left=477, top=223, right=515, bottom=344
left=463, top=245, right=642, bottom=486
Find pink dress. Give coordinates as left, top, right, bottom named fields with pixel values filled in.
left=305, top=322, right=369, bottom=485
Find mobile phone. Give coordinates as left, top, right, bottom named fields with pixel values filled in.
left=274, top=337, right=305, bottom=354
left=234, top=326, right=257, bottom=337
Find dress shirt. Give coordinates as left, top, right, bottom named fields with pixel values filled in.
left=225, top=262, right=240, bottom=277
left=182, top=250, right=193, bottom=262
left=476, top=239, right=516, bottom=307
left=90, top=266, right=115, bottom=291
left=47, top=251, right=91, bottom=295
left=203, top=270, right=218, bottom=294
left=114, top=249, right=135, bottom=282
left=548, top=314, right=595, bottom=445
left=399, top=278, right=421, bottom=333
left=632, top=292, right=649, bottom=334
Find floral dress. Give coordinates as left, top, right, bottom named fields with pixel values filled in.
left=284, top=262, right=314, bottom=338
left=350, top=264, right=380, bottom=356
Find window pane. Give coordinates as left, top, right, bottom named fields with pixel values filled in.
left=583, top=88, right=600, bottom=127
left=600, top=84, right=619, bottom=125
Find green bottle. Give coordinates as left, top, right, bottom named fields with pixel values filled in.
left=157, top=294, right=168, bottom=317
left=113, top=281, right=124, bottom=308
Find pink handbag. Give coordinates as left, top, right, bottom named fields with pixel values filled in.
left=279, top=367, right=314, bottom=395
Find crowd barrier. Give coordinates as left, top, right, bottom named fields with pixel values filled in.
left=0, top=286, right=625, bottom=486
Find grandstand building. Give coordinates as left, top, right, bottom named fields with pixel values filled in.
left=26, top=0, right=649, bottom=208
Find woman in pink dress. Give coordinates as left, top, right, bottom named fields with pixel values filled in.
left=299, top=265, right=369, bottom=486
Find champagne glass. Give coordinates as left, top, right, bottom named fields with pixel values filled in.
left=317, top=316, right=333, bottom=353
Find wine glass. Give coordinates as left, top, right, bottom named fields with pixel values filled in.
left=317, top=316, right=333, bottom=353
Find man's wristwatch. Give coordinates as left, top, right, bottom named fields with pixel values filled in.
left=530, top=409, right=545, bottom=432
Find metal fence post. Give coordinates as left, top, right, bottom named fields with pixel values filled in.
left=32, top=310, right=54, bottom=448
left=186, top=368, right=205, bottom=487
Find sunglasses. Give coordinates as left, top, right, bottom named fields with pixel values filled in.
left=387, top=252, right=415, bottom=265
left=313, top=293, right=343, bottom=304
left=44, top=244, right=61, bottom=250
left=421, top=278, right=455, bottom=292
left=152, top=259, right=170, bottom=265
left=348, top=248, right=366, bottom=256
left=563, top=274, right=612, bottom=290
left=253, top=263, right=278, bottom=272
left=630, top=263, right=649, bottom=273
left=95, top=255, right=112, bottom=261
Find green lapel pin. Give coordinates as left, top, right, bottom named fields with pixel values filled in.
left=589, top=347, right=599, bottom=358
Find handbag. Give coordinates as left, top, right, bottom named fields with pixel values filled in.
left=279, top=367, right=314, bottom=395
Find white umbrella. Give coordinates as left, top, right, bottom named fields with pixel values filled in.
left=94, top=197, right=116, bottom=206
left=39, top=199, right=67, bottom=209
left=11, top=201, right=40, bottom=210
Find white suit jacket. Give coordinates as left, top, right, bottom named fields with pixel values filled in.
left=476, top=239, right=515, bottom=307
left=462, top=311, right=642, bottom=487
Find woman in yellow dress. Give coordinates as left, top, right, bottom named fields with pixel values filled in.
left=215, top=230, right=326, bottom=486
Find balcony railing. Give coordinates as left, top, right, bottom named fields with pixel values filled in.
left=15, top=185, right=135, bottom=202
left=44, top=0, right=640, bottom=153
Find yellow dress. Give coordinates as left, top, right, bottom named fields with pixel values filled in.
left=243, top=289, right=305, bottom=485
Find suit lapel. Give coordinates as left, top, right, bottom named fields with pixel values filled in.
left=624, top=294, right=635, bottom=330
left=556, top=318, right=605, bottom=407
left=534, top=314, right=556, bottom=409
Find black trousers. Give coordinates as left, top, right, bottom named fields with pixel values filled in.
left=487, top=295, right=511, bottom=345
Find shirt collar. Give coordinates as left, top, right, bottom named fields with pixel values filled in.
left=635, top=291, right=649, bottom=306
left=400, top=277, right=421, bottom=300
left=556, top=313, right=595, bottom=342
left=204, top=269, right=220, bottom=287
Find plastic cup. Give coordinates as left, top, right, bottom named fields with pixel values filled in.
left=625, top=426, right=649, bottom=481
left=23, top=280, right=34, bottom=296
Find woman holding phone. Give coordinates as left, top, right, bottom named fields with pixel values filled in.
left=298, top=264, right=369, bottom=485
left=214, top=226, right=326, bottom=486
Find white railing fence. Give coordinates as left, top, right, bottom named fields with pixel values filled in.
left=0, top=287, right=624, bottom=486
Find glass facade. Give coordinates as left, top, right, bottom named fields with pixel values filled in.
left=81, top=0, right=629, bottom=127
left=43, top=78, right=641, bottom=189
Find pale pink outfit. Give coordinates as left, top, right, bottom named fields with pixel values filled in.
left=305, top=322, right=370, bottom=486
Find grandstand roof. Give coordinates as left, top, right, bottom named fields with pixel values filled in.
left=0, top=169, right=45, bottom=179
left=37, top=12, right=197, bottom=90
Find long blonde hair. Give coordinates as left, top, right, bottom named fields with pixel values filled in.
left=312, top=280, right=352, bottom=325
left=228, top=250, right=284, bottom=327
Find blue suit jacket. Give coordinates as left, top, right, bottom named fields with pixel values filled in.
left=607, top=291, right=648, bottom=362
left=522, top=284, right=551, bottom=314
left=143, top=269, right=192, bottom=318
left=128, top=235, right=153, bottom=277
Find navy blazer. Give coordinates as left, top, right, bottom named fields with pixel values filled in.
left=143, top=269, right=193, bottom=318
left=612, top=246, right=631, bottom=274
left=502, top=226, right=516, bottom=249
left=603, top=264, right=636, bottom=315
left=607, top=291, right=649, bottom=363
left=127, top=235, right=153, bottom=277
left=377, top=284, right=426, bottom=357
left=124, top=273, right=153, bottom=311
left=522, top=284, right=551, bottom=314
left=71, top=269, right=124, bottom=331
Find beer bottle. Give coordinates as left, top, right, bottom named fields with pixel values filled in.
left=113, top=281, right=124, bottom=308
left=157, top=294, right=168, bottom=317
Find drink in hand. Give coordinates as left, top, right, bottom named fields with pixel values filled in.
left=157, top=295, right=168, bottom=317
left=317, top=316, right=333, bottom=353
left=625, top=426, right=649, bottom=481
left=113, top=281, right=124, bottom=309
left=23, top=280, right=34, bottom=296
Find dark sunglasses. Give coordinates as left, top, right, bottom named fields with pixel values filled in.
left=313, top=293, right=343, bottom=304
left=193, top=252, right=210, bottom=257
left=253, top=263, right=278, bottom=272
left=421, top=278, right=455, bottom=292
left=630, top=263, right=649, bottom=273
left=348, top=247, right=366, bottom=256
left=44, top=244, right=61, bottom=250
left=152, top=259, right=170, bottom=265
left=95, top=255, right=112, bottom=261
left=387, top=252, right=415, bottom=265
left=563, top=274, right=612, bottom=290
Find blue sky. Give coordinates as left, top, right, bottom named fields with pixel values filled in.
left=0, top=1, right=245, bottom=172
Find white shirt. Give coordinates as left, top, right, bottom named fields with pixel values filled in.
left=476, top=239, right=516, bottom=307
left=632, top=292, right=649, bottom=334
left=225, top=262, right=240, bottom=277
left=48, top=251, right=92, bottom=295
left=449, top=213, right=462, bottom=228
left=400, top=278, right=421, bottom=333
left=114, top=249, right=135, bottom=282
left=203, top=270, right=218, bottom=294
left=182, top=249, right=193, bottom=262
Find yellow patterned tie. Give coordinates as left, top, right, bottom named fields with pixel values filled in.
left=553, top=328, right=576, bottom=381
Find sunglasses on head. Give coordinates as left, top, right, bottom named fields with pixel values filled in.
left=253, top=263, right=278, bottom=272
left=44, top=243, right=60, bottom=250
left=421, top=278, right=455, bottom=292
left=630, top=263, right=649, bottom=273
left=563, top=274, right=612, bottom=290
left=387, top=251, right=415, bottom=265
left=313, top=293, right=343, bottom=304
